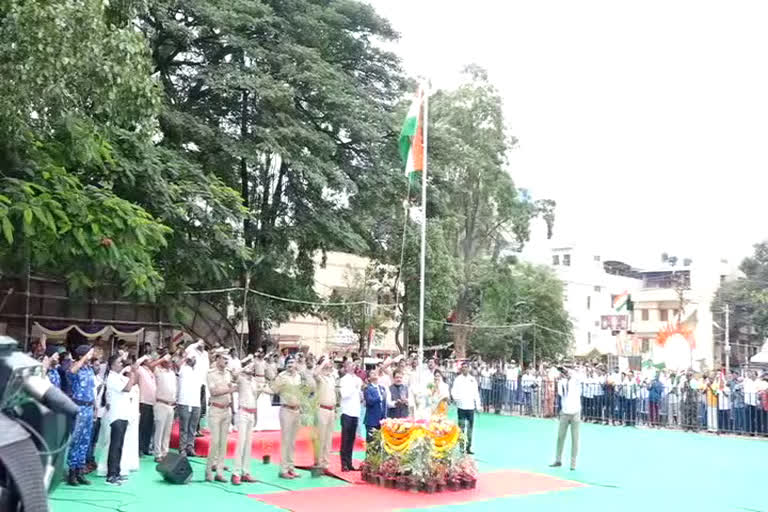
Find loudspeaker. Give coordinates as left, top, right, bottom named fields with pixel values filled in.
left=156, top=453, right=193, bottom=484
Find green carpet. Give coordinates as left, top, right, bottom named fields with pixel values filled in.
left=49, top=414, right=767, bottom=512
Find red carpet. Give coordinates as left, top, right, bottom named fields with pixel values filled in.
left=297, top=454, right=364, bottom=484
left=169, top=423, right=365, bottom=465
left=249, top=470, right=586, bottom=511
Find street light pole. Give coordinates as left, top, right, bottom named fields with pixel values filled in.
left=724, top=304, right=730, bottom=373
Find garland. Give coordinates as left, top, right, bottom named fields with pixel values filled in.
left=379, top=417, right=460, bottom=457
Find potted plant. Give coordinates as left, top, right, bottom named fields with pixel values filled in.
left=456, top=455, right=478, bottom=489
left=396, top=475, right=409, bottom=491
left=435, top=478, right=446, bottom=493
left=378, top=457, right=401, bottom=488
left=425, top=478, right=437, bottom=494
left=262, top=440, right=272, bottom=464
left=408, top=476, right=421, bottom=493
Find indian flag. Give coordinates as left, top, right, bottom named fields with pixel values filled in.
left=613, top=291, right=629, bottom=312
left=399, top=86, right=425, bottom=183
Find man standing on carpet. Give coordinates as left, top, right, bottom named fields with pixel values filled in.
left=232, top=357, right=259, bottom=485
left=339, top=361, right=363, bottom=472
left=67, top=344, right=96, bottom=486
left=177, top=352, right=203, bottom=457
left=451, top=361, right=481, bottom=455
left=136, top=354, right=159, bottom=457
left=388, top=370, right=409, bottom=419
left=206, top=352, right=236, bottom=482
left=153, top=352, right=177, bottom=462
left=313, top=356, right=337, bottom=472
left=550, top=365, right=582, bottom=471
left=273, top=355, right=302, bottom=479
left=363, top=370, right=387, bottom=442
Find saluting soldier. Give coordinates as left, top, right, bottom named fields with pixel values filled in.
left=205, top=351, right=236, bottom=482
left=313, top=356, right=336, bottom=472
left=232, top=356, right=258, bottom=485
left=272, top=355, right=302, bottom=479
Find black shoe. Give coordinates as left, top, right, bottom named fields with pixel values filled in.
left=106, top=476, right=122, bottom=486
left=466, top=449, right=474, bottom=455
left=67, top=470, right=79, bottom=486
left=76, top=470, right=91, bottom=485
left=549, top=462, right=562, bottom=468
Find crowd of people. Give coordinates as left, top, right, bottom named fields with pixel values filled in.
left=441, top=360, right=768, bottom=436
left=31, top=335, right=483, bottom=488
left=31, top=333, right=768, bottom=491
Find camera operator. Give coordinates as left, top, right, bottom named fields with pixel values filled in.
left=66, top=344, right=96, bottom=486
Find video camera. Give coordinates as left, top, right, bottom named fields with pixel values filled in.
left=0, top=335, right=79, bottom=512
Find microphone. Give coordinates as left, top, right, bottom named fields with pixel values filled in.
left=22, top=375, right=80, bottom=419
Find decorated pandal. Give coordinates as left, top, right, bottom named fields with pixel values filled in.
left=361, top=400, right=478, bottom=493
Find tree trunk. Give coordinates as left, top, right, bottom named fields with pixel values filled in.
left=247, top=315, right=264, bottom=353
left=452, top=307, right=471, bottom=359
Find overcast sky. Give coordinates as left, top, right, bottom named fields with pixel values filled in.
left=369, top=0, right=768, bottom=269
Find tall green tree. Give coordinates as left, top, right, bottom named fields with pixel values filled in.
left=141, top=0, right=404, bottom=348
left=427, top=66, right=555, bottom=358
left=712, top=241, right=768, bottom=366
left=0, top=0, right=171, bottom=299
left=470, top=262, right=571, bottom=363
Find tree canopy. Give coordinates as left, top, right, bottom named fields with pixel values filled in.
left=0, top=0, right=571, bottom=361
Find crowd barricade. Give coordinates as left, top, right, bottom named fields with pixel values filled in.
left=440, top=371, right=768, bottom=437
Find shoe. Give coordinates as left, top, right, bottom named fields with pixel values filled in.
left=106, top=476, right=122, bottom=486
left=215, top=474, right=227, bottom=483
left=231, top=475, right=241, bottom=485
left=186, top=449, right=197, bottom=457
left=154, top=456, right=164, bottom=463
left=241, top=474, right=258, bottom=483
left=287, top=470, right=301, bottom=479
left=67, top=470, right=79, bottom=486
left=195, top=431, right=204, bottom=438
left=76, top=470, right=92, bottom=485
left=466, top=449, right=474, bottom=455
left=278, top=472, right=295, bottom=479
left=205, top=474, right=214, bottom=482
left=570, top=467, right=576, bottom=471
left=549, top=462, right=562, bottom=468
left=349, top=465, right=359, bottom=471
left=340, top=467, right=350, bottom=472
left=118, top=475, right=128, bottom=482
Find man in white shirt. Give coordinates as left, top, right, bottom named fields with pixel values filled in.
left=104, top=354, right=143, bottom=485
left=177, top=352, right=203, bottom=456
left=550, top=366, right=582, bottom=471
left=338, top=361, right=363, bottom=471
left=451, top=362, right=481, bottom=455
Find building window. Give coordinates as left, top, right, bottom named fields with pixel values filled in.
left=587, top=332, right=592, bottom=345
left=552, top=255, right=560, bottom=266
left=660, top=309, right=668, bottom=322
left=642, top=338, right=650, bottom=353
left=594, top=255, right=601, bottom=262
left=587, top=296, right=591, bottom=310
left=563, top=254, right=571, bottom=266
left=594, top=320, right=600, bottom=327
left=594, top=285, right=601, bottom=292
left=642, top=309, right=649, bottom=321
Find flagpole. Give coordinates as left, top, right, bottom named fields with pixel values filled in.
left=417, top=84, right=429, bottom=370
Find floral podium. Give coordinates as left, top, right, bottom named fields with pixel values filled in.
left=361, top=402, right=478, bottom=493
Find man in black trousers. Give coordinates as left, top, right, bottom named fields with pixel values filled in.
left=338, top=361, right=363, bottom=471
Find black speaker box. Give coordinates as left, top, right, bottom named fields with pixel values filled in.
left=156, top=453, right=193, bottom=484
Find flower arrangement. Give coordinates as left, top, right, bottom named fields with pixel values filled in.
left=364, top=416, right=476, bottom=493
